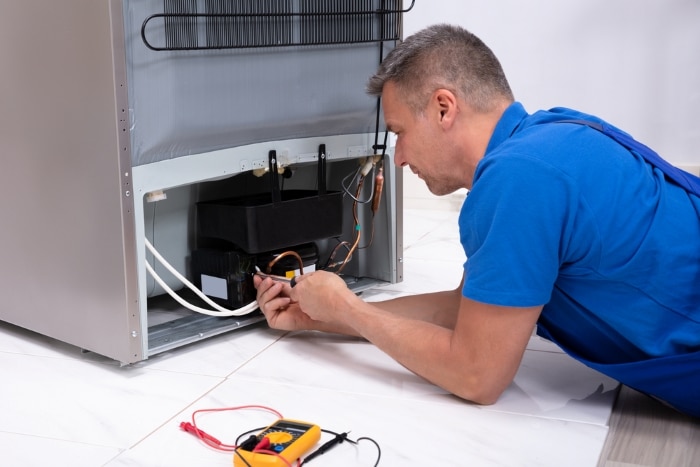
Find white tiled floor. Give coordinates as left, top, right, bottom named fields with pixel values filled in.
left=0, top=209, right=619, bottom=466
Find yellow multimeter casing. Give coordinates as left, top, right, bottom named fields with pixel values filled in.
left=233, top=419, right=321, bottom=467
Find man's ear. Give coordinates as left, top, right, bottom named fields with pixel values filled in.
left=434, top=89, right=458, bottom=128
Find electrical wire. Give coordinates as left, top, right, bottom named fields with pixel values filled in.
left=147, top=201, right=158, bottom=297
left=334, top=173, right=366, bottom=274
left=323, top=240, right=352, bottom=270
left=341, top=164, right=375, bottom=204
left=182, top=405, right=286, bottom=467
left=356, top=436, right=382, bottom=467
left=297, top=429, right=382, bottom=466
left=144, top=238, right=258, bottom=317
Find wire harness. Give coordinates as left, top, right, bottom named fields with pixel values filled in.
left=144, top=238, right=258, bottom=317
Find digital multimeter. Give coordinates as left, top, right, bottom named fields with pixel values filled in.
left=233, top=419, right=321, bottom=467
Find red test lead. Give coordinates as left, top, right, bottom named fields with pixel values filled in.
left=254, top=436, right=271, bottom=451
left=180, top=421, right=222, bottom=446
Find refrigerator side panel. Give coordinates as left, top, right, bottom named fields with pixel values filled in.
left=0, top=0, right=142, bottom=362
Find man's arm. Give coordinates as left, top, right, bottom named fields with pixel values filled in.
left=368, top=286, right=464, bottom=329
left=353, top=295, right=541, bottom=404
left=289, top=271, right=542, bottom=405
left=254, top=274, right=463, bottom=333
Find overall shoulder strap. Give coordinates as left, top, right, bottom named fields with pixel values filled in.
left=554, top=119, right=700, bottom=196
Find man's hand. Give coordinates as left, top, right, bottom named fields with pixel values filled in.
left=255, top=271, right=362, bottom=337
left=288, top=271, right=359, bottom=328
left=253, top=274, right=316, bottom=331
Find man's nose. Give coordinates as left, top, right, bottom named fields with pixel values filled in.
left=392, top=145, right=407, bottom=167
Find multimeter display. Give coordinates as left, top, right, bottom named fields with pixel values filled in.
left=234, top=419, right=321, bottom=467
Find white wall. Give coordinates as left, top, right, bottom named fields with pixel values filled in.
left=400, top=0, right=700, bottom=210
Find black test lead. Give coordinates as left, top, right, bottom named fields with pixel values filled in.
left=301, top=431, right=349, bottom=464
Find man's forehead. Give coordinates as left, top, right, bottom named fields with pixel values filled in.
left=381, top=82, right=407, bottom=117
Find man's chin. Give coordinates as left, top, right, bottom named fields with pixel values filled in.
left=426, top=182, right=459, bottom=197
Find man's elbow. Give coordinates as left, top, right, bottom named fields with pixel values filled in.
left=469, top=392, right=501, bottom=406
left=460, top=389, right=502, bottom=406
left=452, top=377, right=509, bottom=406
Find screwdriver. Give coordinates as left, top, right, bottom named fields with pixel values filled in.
left=254, top=267, right=297, bottom=287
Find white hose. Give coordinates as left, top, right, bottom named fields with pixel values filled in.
left=144, top=238, right=259, bottom=317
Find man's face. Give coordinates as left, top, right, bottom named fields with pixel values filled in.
left=382, top=81, right=464, bottom=196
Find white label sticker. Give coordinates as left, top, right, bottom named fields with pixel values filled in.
left=201, top=275, right=227, bottom=300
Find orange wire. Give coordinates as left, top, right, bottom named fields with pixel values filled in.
left=335, top=177, right=364, bottom=274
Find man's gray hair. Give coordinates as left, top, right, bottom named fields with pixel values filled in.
left=367, top=24, right=514, bottom=113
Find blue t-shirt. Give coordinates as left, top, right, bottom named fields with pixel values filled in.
left=459, top=102, right=700, bottom=415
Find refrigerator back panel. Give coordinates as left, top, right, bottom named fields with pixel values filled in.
left=123, top=0, right=405, bottom=166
